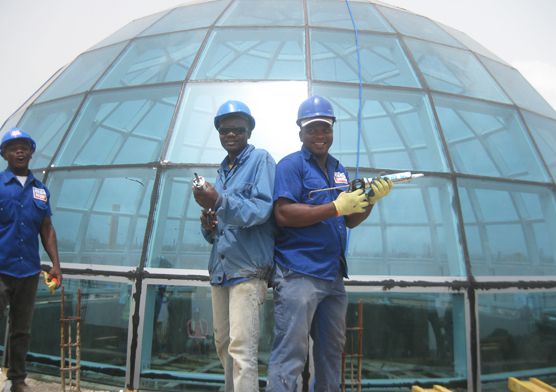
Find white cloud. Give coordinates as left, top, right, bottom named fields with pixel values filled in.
left=512, top=60, right=556, bottom=112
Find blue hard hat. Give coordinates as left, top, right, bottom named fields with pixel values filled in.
left=296, top=95, right=336, bottom=127
left=0, top=128, right=36, bottom=155
left=214, top=100, right=256, bottom=131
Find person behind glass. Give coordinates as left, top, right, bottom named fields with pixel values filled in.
left=0, top=128, right=62, bottom=392
left=192, top=100, right=276, bottom=392
left=266, top=96, right=393, bottom=392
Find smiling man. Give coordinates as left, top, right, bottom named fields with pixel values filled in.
left=192, top=100, right=275, bottom=392
left=266, top=96, right=393, bottom=392
left=0, top=128, right=61, bottom=392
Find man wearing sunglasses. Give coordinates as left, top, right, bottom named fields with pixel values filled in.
left=266, top=96, right=393, bottom=391
left=192, top=100, right=275, bottom=392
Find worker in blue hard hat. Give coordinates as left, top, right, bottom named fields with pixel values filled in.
left=192, top=100, right=275, bottom=392
left=0, top=128, right=61, bottom=392
left=266, top=96, right=393, bottom=391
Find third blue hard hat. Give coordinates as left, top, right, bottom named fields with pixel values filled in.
left=0, top=128, right=36, bottom=155
left=296, top=95, right=336, bottom=127
left=214, top=100, right=256, bottom=131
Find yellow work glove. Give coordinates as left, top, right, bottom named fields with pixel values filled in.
left=367, top=177, right=393, bottom=205
left=43, top=271, right=60, bottom=294
left=333, top=189, right=369, bottom=216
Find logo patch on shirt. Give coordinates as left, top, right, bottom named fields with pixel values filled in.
left=32, top=187, right=47, bottom=202
left=334, top=171, right=348, bottom=185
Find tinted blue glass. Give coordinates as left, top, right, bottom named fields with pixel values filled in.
left=346, top=292, right=467, bottom=384
left=308, top=0, right=393, bottom=32
left=406, top=39, right=511, bottom=104
left=522, top=111, right=556, bottom=181
left=97, top=30, right=206, bottom=88
left=311, top=30, right=419, bottom=87
left=45, top=168, right=155, bottom=266
left=217, top=0, right=303, bottom=26
left=166, top=81, right=307, bottom=163
left=36, top=43, right=126, bottom=103
left=55, top=85, right=180, bottom=166
left=434, top=95, right=550, bottom=182
left=459, top=179, right=556, bottom=276
left=140, top=1, right=226, bottom=35
left=312, top=84, right=448, bottom=172
left=29, top=278, right=130, bottom=386
left=439, top=23, right=506, bottom=64
left=347, top=172, right=465, bottom=276
left=191, top=28, right=305, bottom=80
left=377, top=5, right=463, bottom=48
left=17, top=95, right=83, bottom=169
left=479, top=292, right=556, bottom=376
left=90, top=11, right=168, bottom=50
left=480, top=56, right=556, bottom=119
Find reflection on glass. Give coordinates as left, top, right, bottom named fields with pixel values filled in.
left=522, top=111, right=556, bottom=180
left=97, top=30, right=206, bottom=88
left=347, top=173, right=465, bottom=276
left=45, top=168, right=155, bottom=266
left=17, top=95, right=84, bottom=169
left=311, top=30, right=419, bottom=87
left=313, top=83, right=447, bottom=172
left=166, top=81, right=306, bottom=163
left=217, top=0, right=303, bottom=26
left=479, top=292, right=556, bottom=376
left=37, top=44, right=126, bottom=103
left=28, top=279, right=130, bottom=387
left=435, top=95, right=550, bottom=182
left=308, top=0, right=393, bottom=32
left=55, top=85, right=180, bottom=166
left=459, top=179, right=556, bottom=276
left=345, top=292, right=467, bottom=385
left=139, top=284, right=274, bottom=390
left=406, top=39, right=510, bottom=104
left=191, top=28, right=305, bottom=80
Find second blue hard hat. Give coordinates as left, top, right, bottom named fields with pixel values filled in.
left=296, top=95, right=336, bottom=127
left=0, top=128, right=36, bottom=155
left=214, top=100, right=256, bottom=131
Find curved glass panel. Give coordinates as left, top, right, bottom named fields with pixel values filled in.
left=140, top=1, right=227, bottom=36
left=479, top=292, right=556, bottom=376
left=166, top=81, right=306, bottom=163
left=89, top=11, right=167, bottom=50
left=346, top=292, right=467, bottom=385
left=29, top=278, right=131, bottom=386
left=312, top=84, right=448, bottom=172
left=459, top=179, right=556, bottom=277
left=406, top=39, right=511, bottom=104
left=434, top=95, right=550, bottom=182
left=36, top=43, right=126, bottom=103
left=480, top=56, right=556, bottom=119
left=311, top=29, right=420, bottom=87
left=217, top=0, right=303, bottom=26
left=55, top=85, right=180, bottom=166
left=45, top=168, right=155, bottom=266
left=17, top=95, right=83, bottom=170
left=522, top=111, right=556, bottom=180
left=308, top=0, right=393, bottom=32
left=191, top=28, right=305, bottom=80
left=377, top=5, right=463, bottom=48
left=96, top=30, right=206, bottom=88
left=347, top=173, right=464, bottom=276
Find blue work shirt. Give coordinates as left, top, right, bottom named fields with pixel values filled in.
left=202, top=144, right=276, bottom=286
left=0, top=169, right=52, bottom=278
left=273, top=146, right=349, bottom=281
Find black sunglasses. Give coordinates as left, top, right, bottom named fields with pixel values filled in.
left=218, top=127, right=248, bottom=135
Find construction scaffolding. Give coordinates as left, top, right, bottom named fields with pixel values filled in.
left=341, top=300, right=363, bottom=392
left=60, top=287, right=81, bottom=392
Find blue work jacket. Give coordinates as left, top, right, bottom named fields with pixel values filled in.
left=202, top=144, right=276, bottom=285
left=273, top=147, right=349, bottom=281
left=0, top=169, right=52, bottom=278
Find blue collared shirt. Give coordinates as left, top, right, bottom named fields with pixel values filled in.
left=202, top=144, right=276, bottom=285
left=0, top=169, right=52, bottom=278
left=273, top=146, right=349, bottom=281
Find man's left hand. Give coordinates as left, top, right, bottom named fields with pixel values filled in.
left=192, top=181, right=219, bottom=210
left=367, top=177, right=393, bottom=205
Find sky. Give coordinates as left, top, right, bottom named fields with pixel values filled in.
left=0, top=0, right=555, bottom=125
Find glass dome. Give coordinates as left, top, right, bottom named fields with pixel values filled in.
left=1, top=1, right=556, bottom=390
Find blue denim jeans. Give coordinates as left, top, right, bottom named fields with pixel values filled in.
left=0, top=273, right=39, bottom=384
left=212, top=278, right=267, bottom=392
left=266, top=266, right=347, bottom=392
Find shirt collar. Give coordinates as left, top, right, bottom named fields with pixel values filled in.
left=220, top=144, right=254, bottom=170
left=2, top=168, right=37, bottom=185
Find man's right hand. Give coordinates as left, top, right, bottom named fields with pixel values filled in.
left=332, top=189, right=369, bottom=216
left=200, top=209, right=217, bottom=230
left=192, top=181, right=219, bottom=209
